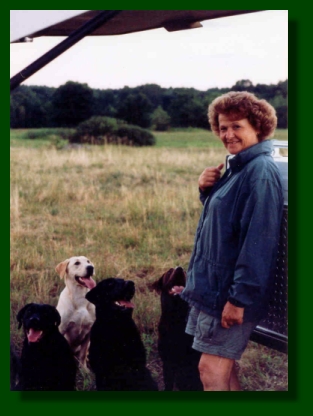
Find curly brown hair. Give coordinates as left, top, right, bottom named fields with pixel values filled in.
left=208, top=91, right=277, bottom=141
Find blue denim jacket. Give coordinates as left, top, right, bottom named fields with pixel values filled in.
left=180, top=140, right=284, bottom=322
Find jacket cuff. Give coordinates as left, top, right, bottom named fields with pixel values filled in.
left=199, top=187, right=212, bottom=204
left=199, top=187, right=211, bottom=195
left=227, top=297, right=246, bottom=308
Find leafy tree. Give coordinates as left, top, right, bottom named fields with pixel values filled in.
left=162, top=88, right=175, bottom=113
left=28, top=86, right=56, bottom=127
left=167, top=89, right=208, bottom=128
left=136, top=84, right=164, bottom=109
left=276, top=80, right=288, bottom=99
left=231, top=79, right=254, bottom=91
left=10, top=86, right=48, bottom=128
left=10, top=80, right=288, bottom=130
left=117, top=92, right=153, bottom=128
left=167, top=89, right=193, bottom=127
left=51, top=81, right=94, bottom=127
left=269, top=94, right=287, bottom=108
left=276, top=106, right=288, bottom=128
left=253, top=83, right=278, bottom=101
left=92, top=89, right=118, bottom=118
left=150, top=106, right=171, bottom=131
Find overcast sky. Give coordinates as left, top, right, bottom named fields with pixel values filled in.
left=10, top=10, right=288, bottom=91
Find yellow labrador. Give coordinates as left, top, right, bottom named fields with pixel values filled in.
left=55, top=256, right=96, bottom=368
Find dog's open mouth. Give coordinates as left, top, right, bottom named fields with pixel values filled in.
left=75, top=276, right=96, bottom=289
left=114, top=299, right=135, bottom=309
left=168, top=286, right=185, bottom=295
left=27, top=328, right=43, bottom=343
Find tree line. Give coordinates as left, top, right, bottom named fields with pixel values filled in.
left=10, top=79, right=287, bottom=130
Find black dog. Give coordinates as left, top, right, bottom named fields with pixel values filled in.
left=16, top=303, right=77, bottom=391
left=152, top=267, right=202, bottom=390
left=86, top=278, right=158, bottom=391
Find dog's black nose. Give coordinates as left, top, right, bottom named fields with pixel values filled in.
left=28, top=316, right=40, bottom=328
left=86, top=265, right=94, bottom=276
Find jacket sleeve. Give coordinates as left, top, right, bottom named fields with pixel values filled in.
left=200, top=167, right=232, bottom=205
left=227, top=176, right=284, bottom=308
left=199, top=187, right=212, bottom=205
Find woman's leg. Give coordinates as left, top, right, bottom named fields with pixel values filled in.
left=198, top=353, right=240, bottom=391
left=230, top=362, right=241, bottom=391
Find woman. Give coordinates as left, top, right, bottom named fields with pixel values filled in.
left=180, top=91, right=284, bottom=391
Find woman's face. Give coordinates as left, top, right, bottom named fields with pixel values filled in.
left=218, top=114, right=259, bottom=154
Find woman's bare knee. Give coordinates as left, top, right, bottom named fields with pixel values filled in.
left=199, top=353, right=235, bottom=391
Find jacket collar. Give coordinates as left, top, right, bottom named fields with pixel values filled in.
left=228, top=140, right=273, bottom=171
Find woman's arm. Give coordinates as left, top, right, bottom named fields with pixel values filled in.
left=198, top=163, right=224, bottom=204
left=227, top=176, right=284, bottom=309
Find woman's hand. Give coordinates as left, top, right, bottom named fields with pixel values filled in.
left=198, top=163, right=224, bottom=191
left=221, top=301, right=244, bottom=329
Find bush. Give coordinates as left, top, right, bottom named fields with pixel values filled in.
left=48, top=135, right=68, bottom=150
left=70, top=116, right=125, bottom=144
left=26, top=128, right=75, bottom=140
left=150, top=106, right=171, bottom=131
left=114, top=125, right=156, bottom=146
left=71, top=116, right=156, bottom=146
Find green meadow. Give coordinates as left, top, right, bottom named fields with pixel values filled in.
left=10, top=128, right=288, bottom=390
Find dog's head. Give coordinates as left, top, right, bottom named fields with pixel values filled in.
left=86, top=278, right=135, bottom=312
left=55, top=256, right=96, bottom=290
left=17, top=303, right=61, bottom=343
left=151, top=267, right=186, bottom=295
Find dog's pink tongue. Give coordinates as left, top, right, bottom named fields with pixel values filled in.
left=27, top=328, right=42, bottom=343
left=119, top=300, right=135, bottom=309
left=169, top=286, right=185, bottom=295
left=83, top=277, right=96, bottom=289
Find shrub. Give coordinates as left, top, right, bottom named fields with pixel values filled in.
left=114, top=125, right=156, bottom=146
left=70, top=116, right=125, bottom=144
left=26, top=128, right=75, bottom=140
left=71, top=116, right=156, bottom=146
left=150, top=106, right=171, bottom=131
left=48, top=135, right=68, bottom=150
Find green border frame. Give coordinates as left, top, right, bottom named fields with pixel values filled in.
left=8, top=4, right=302, bottom=413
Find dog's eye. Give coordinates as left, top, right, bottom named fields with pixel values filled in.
left=87, top=261, right=90, bottom=263
left=74, top=261, right=80, bottom=266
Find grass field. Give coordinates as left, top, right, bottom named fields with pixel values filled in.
left=10, top=128, right=288, bottom=391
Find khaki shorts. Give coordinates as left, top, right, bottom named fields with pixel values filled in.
left=185, top=306, right=259, bottom=360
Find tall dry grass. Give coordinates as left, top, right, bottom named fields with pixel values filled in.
left=10, top=131, right=288, bottom=391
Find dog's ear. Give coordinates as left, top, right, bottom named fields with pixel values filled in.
left=48, top=306, right=61, bottom=327
left=161, top=268, right=175, bottom=288
left=85, top=286, right=99, bottom=305
left=16, top=303, right=34, bottom=329
left=150, top=276, right=164, bottom=293
left=55, top=259, right=70, bottom=279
